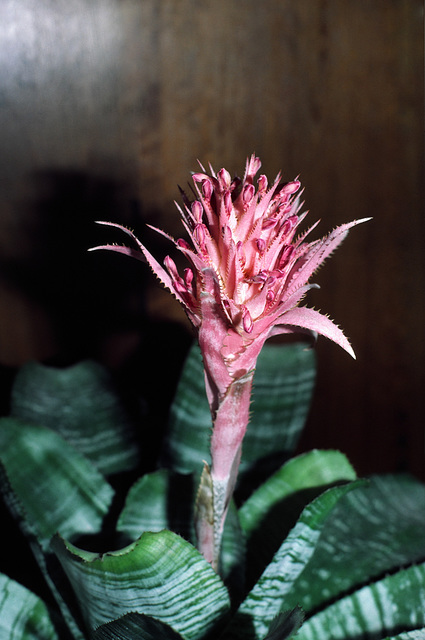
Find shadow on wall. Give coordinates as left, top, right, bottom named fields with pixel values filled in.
left=0, top=169, right=193, bottom=452
left=0, top=170, right=148, bottom=363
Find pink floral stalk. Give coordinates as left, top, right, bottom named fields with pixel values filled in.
left=91, top=155, right=369, bottom=570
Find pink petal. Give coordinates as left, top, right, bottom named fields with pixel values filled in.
left=90, top=221, right=200, bottom=323
left=91, top=221, right=146, bottom=249
left=244, top=283, right=270, bottom=320
left=252, top=283, right=317, bottom=335
left=89, top=244, right=146, bottom=263
left=275, top=306, right=356, bottom=358
left=285, top=218, right=371, bottom=299
left=243, top=155, right=262, bottom=183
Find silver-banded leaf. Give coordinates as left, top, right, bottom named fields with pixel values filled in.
left=240, top=450, right=357, bottom=538
left=280, top=474, right=425, bottom=615
left=223, top=481, right=363, bottom=640
left=386, top=631, right=425, bottom=640
left=0, top=462, right=87, bottom=639
left=263, top=607, right=304, bottom=640
left=162, top=341, right=316, bottom=487
left=239, top=341, right=316, bottom=481
left=297, top=561, right=425, bottom=639
left=10, top=360, right=139, bottom=475
left=239, top=450, right=357, bottom=584
left=219, top=499, right=246, bottom=603
left=161, top=342, right=211, bottom=474
left=0, top=572, right=60, bottom=640
left=52, top=530, right=231, bottom=640
left=117, top=469, right=195, bottom=543
left=0, top=417, right=114, bottom=550
left=239, top=450, right=356, bottom=586
left=117, top=469, right=245, bottom=596
left=92, top=612, right=185, bottom=640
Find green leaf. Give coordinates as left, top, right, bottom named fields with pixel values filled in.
left=223, top=481, right=363, bottom=640
left=386, top=631, right=425, bottom=640
left=297, top=561, right=425, bottom=639
left=117, top=469, right=195, bottom=543
left=52, top=530, right=231, bottom=640
left=92, top=612, right=185, bottom=640
left=10, top=360, right=139, bottom=475
left=161, top=342, right=211, bottom=474
left=0, top=419, right=114, bottom=638
left=0, top=572, right=61, bottom=640
left=0, top=462, right=86, bottom=639
left=0, top=418, right=114, bottom=550
left=263, top=607, right=305, bottom=640
left=280, top=474, right=425, bottom=615
left=238, top=340, right=316, bottom=490
left=219, top=499, right=246, bottom=603
left=239, top=450, right=357, bottom=586
left=162, top=341, right=316, bottom=490
left=117, top=469, right=245, bottom=601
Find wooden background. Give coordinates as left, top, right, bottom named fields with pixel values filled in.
left=0, top=0, right=423, bottom=478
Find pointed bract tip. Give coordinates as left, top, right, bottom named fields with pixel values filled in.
left=350, top=216, right=373, bottom=227
left=347, top=343, right=356, bottom=360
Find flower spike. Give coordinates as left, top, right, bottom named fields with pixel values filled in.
left=92, top=157, right=369, bottom=570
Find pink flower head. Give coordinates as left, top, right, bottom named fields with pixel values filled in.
left=94, top=156, right=367, bottom=396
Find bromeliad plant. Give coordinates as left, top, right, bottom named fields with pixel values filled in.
left=1, top=156, right=425, bottom=640
left=93, top=156, right=366, bottom=570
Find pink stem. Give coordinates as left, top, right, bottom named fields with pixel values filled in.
left=195, top=371, right=254, bottom=571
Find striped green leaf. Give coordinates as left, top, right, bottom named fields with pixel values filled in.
left=0, top=462, right=86, bottom=639
left=52, top=530, right=231, bottom=640
left=280, top=474, right=425, bottom=615
left=162, top=340, right=315, bottom=491
left=297, top=561, right=425, bottom=639
left=161, top=342, right=211, bottom=474
left=263, top=608, right=304, bottom=640
left=92, top=612, right=185, bottom=640
left=239, top=340, right=316, bottom=483
left=117, top=469, right=195, bottom=543
left=223, top=481, right=363, bottom=640
left=117, top=470, right=244, bottom=596
left=239, top=450, right=357, bottom=588
left=0, top=573, right=61, bottom=640
left=0, top=418, right=114, bottom=638
left=218, top=499, right=246, bottom=603
left=386, top=631, right=425, bottom=640
left=10, top=360, right=139, bottom=475
left=0, top=418, right=114, bottom=551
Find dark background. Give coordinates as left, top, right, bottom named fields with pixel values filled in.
left=0, top=0, right=423, bottom=479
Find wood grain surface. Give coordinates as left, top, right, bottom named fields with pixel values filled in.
left=0, top=0, right=423, bottom=477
